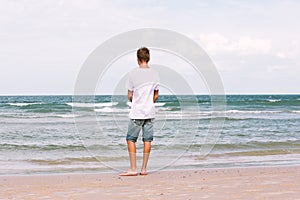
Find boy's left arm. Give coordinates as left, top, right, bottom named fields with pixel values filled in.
left=153, top=90, right=159, bottom=103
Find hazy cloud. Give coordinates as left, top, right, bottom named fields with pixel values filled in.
left=0, top=0, right=299, bottom=94
left=198, top=33, right=272, bottom=55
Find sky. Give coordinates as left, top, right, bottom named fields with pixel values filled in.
left=0, top=0, right=300, bottom=95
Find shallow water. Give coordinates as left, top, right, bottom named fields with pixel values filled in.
left=0, top=95, right=300, bottom=174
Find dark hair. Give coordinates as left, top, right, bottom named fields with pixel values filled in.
left=137, top=47, right=150, bottom=63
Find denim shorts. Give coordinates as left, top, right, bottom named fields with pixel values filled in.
left=126, top=118, right=154, bottom=142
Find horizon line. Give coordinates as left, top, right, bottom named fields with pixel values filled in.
left=0, top=93, right=300, bottom=96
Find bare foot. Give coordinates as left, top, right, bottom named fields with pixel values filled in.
left=140, top=170, right=147, bottom=176
left=119, top=170, right=138, bottom=176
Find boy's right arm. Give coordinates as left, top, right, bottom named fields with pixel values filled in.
left=128, top=90, right=133, bottom=102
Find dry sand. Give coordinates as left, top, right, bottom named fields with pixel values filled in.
left=1, top=165, right=300, bottom=200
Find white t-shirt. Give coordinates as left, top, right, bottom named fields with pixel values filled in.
left=126, top=67, right=159, bottom=119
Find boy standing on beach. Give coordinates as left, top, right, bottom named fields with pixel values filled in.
left=119, top=47, right=159, bottom=176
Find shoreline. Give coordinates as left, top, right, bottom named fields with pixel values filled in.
left=1, top=165, right=300, bottom=199
left=1, top=163, right=300, bottom=176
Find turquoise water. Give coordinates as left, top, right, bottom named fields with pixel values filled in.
left=0, top=95, right=300, bottom=174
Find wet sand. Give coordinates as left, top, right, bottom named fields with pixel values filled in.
left=1, top=165, right=300, bottom=200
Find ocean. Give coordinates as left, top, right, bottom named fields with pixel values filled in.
left=0, top=95, right=300, bottom=175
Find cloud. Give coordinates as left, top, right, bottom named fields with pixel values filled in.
left=275, top=40, right=300, bottom=60
left=198, top=33, right=272, bottom=55
left=0, top=0, right=299, bottom=94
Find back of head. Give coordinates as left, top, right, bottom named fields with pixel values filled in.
left=137, top=47, right=150, bottom=63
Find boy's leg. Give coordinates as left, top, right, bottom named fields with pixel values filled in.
left=141, top=141, right=151, bottom=175
left=127, top=140, right=137, bottom=172
left=119, top=119, right=141, bottom=176
left=141, top=119, right=154, bottom=175
left=119, top=140, right=138, bottom=176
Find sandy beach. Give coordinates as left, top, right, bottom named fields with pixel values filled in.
left=1, top=165, right=300, bottom=200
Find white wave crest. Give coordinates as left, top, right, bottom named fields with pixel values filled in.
left=126, top=102, right=166, bottom=107
left=55, top=114, right=80, bottom=118
left=225, top=110, right=281, bottom=114
left=157, top=107, right=172, bottom=111
left=8, top=103, right=43, bottom=106
left=94, top=107, right=129, bottom=113
left=155, top=102, right=166, bottom=107
left=267, top=99, right=281, bottom=103
left=67, top=102, right=118, bottom=108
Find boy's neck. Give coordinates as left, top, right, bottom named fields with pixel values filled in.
left=138, top=62, right=149, bottom=69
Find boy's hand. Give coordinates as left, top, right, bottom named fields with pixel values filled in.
left=153, top=90, right=159, bottom=103
left=128, top=90, right=133, bottom=102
